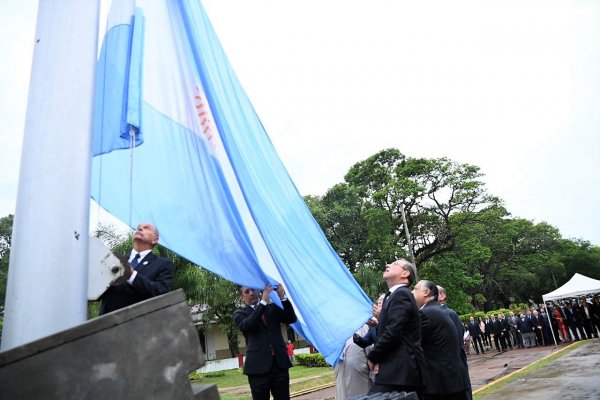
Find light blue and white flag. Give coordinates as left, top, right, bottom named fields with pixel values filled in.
left=92, top=0, right=372, bottom=365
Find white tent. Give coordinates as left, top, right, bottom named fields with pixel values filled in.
left=542, top=273, right=600, bottom=302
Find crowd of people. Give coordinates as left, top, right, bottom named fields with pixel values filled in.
left=463, top=298, right=600, bottom=355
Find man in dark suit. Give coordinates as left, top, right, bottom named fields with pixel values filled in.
left=498, top=313, right=511, bottom=350
left=366, top=259, right=425, bottom=397
left=467, top=316, right=485, bottom=355
left=413, top=280, right=470, bottom=400
left=100, top=223, right=174, bottom=314
left=233, top=283, right=297, bottom=400
left=590, top=297, right=600, bottom=338
left=437, top=285, right=472, bottom=399
left=489, top=314, right=502, bottom=352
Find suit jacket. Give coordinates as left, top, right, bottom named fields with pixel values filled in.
left=441, top=304, right=464, bottom=350
left=467, top=321, right=481, bottom=337
left=517, top=317, right=534, bottom=333
left=366, top=286, right=426, bottom=389
left=590, top=302, right=600, bottom=321
left=100, top=252, right=174, bottom=315
left=499, top=318, right=510, bottom=335
left=233, top=300, right=297, bottom=376
left=354, top=326, right=377, bottom=348
left=419, top=301, right=469, bottom=396
left=489, top=319, right=501, bottom=335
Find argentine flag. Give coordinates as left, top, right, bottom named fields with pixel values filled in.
left=92, top=0, right=372, bottom=365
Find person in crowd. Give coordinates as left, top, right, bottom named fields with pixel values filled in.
left=335, top=324, right=372, bottom=400
left=479, top=316, right=490, bottom=349
left=99, top=222, right=174, bottom=315
left=553, top=302, right=570, bottom=342
left=463, top=325, right=472, bottom=355
left=590, top=296, right=600, bottom=338
left=573, top=299, right=590, bottom=340
left=484, top=315, right=493, bottom=350
left=467, top=316, right=485, bottom=355
left=353, top=293, right=385, bottom=349
left=413, top=280, right=470, bottom=400
left=517, top=311, right=536, bottom=348
left=531, top=309, right=545, bottom=346
left=366, top=259, right=425, bottom=397
left=563, top=302, right=580, bottom=341
left=437, top=285, right=472, bottom=398
left=539, top=304, right=555, bottom=345
left=489, top=314, right=502, bottom=352
left=507, top=311, right=523, bottom=349
left=233, top=283, right=297, bottom=400
left=498, top=313, right=511, bottom=351
left=286, top=340, right=295, bottom=363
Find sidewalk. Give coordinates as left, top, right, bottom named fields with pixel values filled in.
left=467, top=341, right=565, bottom=390
left=476, top=339, right=600, bottom=399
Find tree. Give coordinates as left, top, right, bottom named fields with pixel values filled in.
left=0, top=214, right=14, bottom=311
left=307, top=149, right=498, bottom=271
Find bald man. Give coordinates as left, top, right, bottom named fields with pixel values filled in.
left=99, top=223, right=174, bottom=314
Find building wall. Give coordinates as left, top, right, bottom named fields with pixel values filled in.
left=198, top=323, right=308, bottom=361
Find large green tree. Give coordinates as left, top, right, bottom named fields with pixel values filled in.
left=307, top=149, right=498, bottom=271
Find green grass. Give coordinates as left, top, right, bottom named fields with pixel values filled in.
left=217, top=372, right=335, bottom=400
left=473, top=341, right=587, bottom=399
left=190, top=365, right=333, bottom=389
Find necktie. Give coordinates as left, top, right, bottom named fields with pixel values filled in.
left=383, top=291, right=392, bottom=302
left=131, top=253, right=140, bottom=269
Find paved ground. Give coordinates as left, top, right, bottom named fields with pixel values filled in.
left=480, top=339, right=600, bottom=399
left=292, top=339, right=600, bottom=399
left=217, top=339, right=600, bottom=399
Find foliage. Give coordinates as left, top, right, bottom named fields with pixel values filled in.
left=353, top=265, right=387, bottom=300
left=0, top=214, right=14, bottom=311
left=295, top=353, right=329, bottom=367
left=305, top=148, right=600, bottom=312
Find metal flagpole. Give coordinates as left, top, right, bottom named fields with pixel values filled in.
left=1, top=0, right=100, bottom=350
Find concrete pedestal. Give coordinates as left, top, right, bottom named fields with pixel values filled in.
left=0, top=289, right=218, bottom=399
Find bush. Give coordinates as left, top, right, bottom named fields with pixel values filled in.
left=295, top=353, right=329, bottom=367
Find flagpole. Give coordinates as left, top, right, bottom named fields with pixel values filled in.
left=1, top=0, right=100, bottom=350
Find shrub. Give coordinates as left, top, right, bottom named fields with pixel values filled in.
left=295, top=353, right=329, bottom=367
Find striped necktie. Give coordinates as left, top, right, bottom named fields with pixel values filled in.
left=131, top=253, right=141, bottom=269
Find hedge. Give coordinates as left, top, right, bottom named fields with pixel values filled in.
left=295, top=353, right=329, bottom=367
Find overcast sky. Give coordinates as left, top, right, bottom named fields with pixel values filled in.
left=1, top=0, right=599, bottom=245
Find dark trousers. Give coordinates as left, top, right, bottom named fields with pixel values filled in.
left=247, top=362, right=290, bottom=400
left=482, top=332, right=491, bottom=347
left=567, top=322, right=580, bottom=341
left=582, top=318, right=596, bottom=338
left=492, top=334, right=501, bottom=351
left=472, top=336, right=485, bottom=354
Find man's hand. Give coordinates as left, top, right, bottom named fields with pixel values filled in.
left=261, top=284, right=273, bottom=302
left=367, top=360, right=379, bottom=373
left=372, top=303, right=382, bottom=319
left=276, top=283, right=286, bottom=299
left=367, top=317, right=378, bottom=327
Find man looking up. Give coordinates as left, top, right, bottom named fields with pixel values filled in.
left=366, top=259, right=425, bottom=398
left=100, top=222, right=174, bottom=314
left=233, top=283, right=297, bottom=400
left=413, top=281, right=470, bottom=400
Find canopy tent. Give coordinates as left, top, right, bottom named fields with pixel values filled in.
left=542, top=273, right=600, bottom=302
